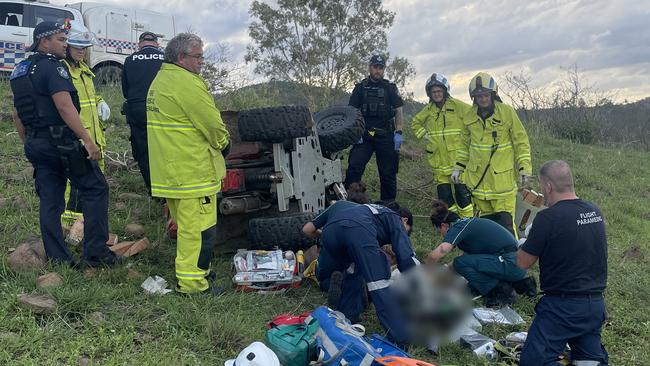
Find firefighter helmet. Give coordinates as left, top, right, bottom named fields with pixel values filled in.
left=469, top=72, right=498, bottom=97
left=425, top=73, right=450, bottom=98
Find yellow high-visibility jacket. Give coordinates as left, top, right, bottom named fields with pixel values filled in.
left=456, top=102, right=532, bottom=200
left=62, top=60, right=106, bottom=150
left=411, top=97, right=471, bottom=176
left=147, top=63, right=230, bottom=199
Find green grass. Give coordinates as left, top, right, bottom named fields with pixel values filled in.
left=1, top=82, right=649, bottom=365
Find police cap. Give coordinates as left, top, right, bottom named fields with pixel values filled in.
left=28, top=21, right=68, bottom=52
left=139, top=32, right=159, bottom=42
left=369, top=54, right=386, bottom=67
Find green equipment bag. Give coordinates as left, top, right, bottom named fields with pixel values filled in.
left=265, top=317, right=319, bottom=366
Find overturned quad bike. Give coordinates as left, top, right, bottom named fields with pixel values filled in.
left=166, top=105, right=365, bottom=253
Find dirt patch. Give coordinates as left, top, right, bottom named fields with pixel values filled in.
left=641, top=212, right=650, bottom=221
left=621, top=246, right=645, bottom=261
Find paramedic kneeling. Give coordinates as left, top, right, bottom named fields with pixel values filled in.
left=425, top=199, right=533, bottom=307
left=517, top=160, right=608, bottom=366
left=319, top=203, right=417, bottom=348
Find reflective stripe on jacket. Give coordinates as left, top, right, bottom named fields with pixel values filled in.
left=147, top=63, right=230, bottom=199
left=62, top=60, right=106, bottom=149
left=411, top=97, right=471, bottom=176
left=456, top=102, right=532, bottom=199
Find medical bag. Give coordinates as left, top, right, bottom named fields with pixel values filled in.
left=231, top=249, right=301, bottom=292
left=265, top=317, right=319, bottom=366
left=308, top=306, right=411, bottom=365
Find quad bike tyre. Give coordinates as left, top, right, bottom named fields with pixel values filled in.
left=248, top=213, right=317, bottom=251
left=314, top=105, right=365, bottom=156
left=238, top=106, right=313, bottom=143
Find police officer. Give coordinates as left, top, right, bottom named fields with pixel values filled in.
left=518, top=160, right=608, bottom=365
left=452, top=72, right=532, bottom=237
left=346, top=55, right=404, bottom=202
left=121, top=31, right=164, bottom=194
left=317, top=202, right=417, bottom=347
left=10, top=22, right=119, bottom=267
left=412, top=73, right=473, bottom=218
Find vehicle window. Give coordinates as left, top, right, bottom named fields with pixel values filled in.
left=0, top=3, right=25, bottom=27
left=32, top=6, right=74, bottom=26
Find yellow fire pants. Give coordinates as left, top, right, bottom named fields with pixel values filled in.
left=166, top=194, right=217, bottom=294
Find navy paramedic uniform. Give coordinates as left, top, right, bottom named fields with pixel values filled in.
left=320, top=203, right=417, bottom=346
left=10, top=53, right=114, bottom=266
left=121, top=45, right=164, bottom=193
left=311, top=200, right=358, bottom=291
left=444, top=217, right=526, bottom=295
left=520, top=199, right=608, bottom=365
left=346, top=78, right=403, bottom=201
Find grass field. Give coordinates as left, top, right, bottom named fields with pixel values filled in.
left=1, top=82, right=649, bottom=365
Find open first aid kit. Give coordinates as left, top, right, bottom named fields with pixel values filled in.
left=232, top=250, right=301, bottom=292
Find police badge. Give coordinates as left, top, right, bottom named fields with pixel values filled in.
left=57, top=66, right=70, bottom=79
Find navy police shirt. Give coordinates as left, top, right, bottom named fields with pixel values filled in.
left=349, top=78, right=403, bottom=130
left=522, top=199, right=608, bottom=295
left=31, top=53, right=76, bottom=97
left=121, top=45, right=164, bottom=103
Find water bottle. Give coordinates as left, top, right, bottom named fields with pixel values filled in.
left=297, top=250, right=305, bottom=273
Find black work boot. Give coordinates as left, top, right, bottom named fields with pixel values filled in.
left=484, top=281, right=516, bottom=307
left=361, top=281, right=369, bottom=310
left=204, top=270, right=217, bottom=283
left=512, top=276, right=537, bottom=298
left=327, top=271, right=344, bottom=309
left=82, top=252, right=124, bottom=268
left=177, top=284, right=226, bottom=297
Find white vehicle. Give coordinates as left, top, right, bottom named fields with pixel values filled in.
left=0, top=0, right=176, bottom=82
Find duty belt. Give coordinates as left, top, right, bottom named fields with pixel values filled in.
left=26, top=129, right=52, bottom=139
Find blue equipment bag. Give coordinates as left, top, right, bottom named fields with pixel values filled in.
left=308, top=306, right=410, bottom=365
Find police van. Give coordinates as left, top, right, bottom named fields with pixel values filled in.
left=0, top=0, right=176, bottom=82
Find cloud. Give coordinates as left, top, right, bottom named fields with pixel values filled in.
left=51, top=0, right=649, bottom=103
left=384, top=0, right=650, bottom=102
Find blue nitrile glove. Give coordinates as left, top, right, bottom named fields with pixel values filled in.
left=393, top=131, right=403, bottom=151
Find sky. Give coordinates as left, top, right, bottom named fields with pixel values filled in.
left=53, top=0, right=650, bottom=103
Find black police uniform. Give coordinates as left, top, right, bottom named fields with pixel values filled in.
left=346, top=77, right=403, bottom=201
left=10, top=52, right=115, bottom=266
left=121, top=45, right=164, bottom=193
left=520, top=199, right=609, bottom=365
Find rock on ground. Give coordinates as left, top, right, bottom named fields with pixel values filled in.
left=37, top=272, right=63, bottom=288
left=124, top=223, right=145, bottom=238
left=17, top=293, right=57, bottom=314
left=7, top=239, right=47, bottom=272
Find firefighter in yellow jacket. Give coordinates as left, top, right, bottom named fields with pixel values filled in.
left=147, top=33, right=230, bottom=295
left=61, top=21, right=111, bottom=224
left=452, top=72, right=532, bottom=237
left=411, top=73, right=473, bottom=217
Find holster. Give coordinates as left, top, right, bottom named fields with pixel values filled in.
left=49, top=126, right=89, bottom=176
